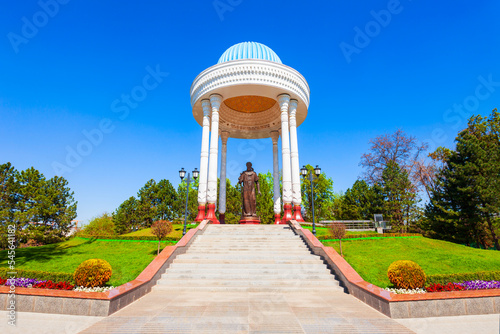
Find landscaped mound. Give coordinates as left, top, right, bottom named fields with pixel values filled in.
left=387, top=260, right=426, bottom=289
left=74, top=259, right=112, bottom=288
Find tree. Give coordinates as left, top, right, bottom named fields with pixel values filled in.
left=175, top=177, right=198, bottom=223
left=339, top=180, right=384, bottom=220
left=81, top=213, right=115, bottom=236
left=360, top=129, right=428, bottom=189
left=256, top=172, right=274, bottom=224
left=113, top=197, right=139, bottom=234
left=0, top=163, right=18, bottom=248
left=151, top=220, right=172, bottom=255
left=300, top=165, right=336, bottom=222
left=330, top=222, right=346, bottom=256
left=156, top=179, right=177, bottom=221
left=425, top=109, right=500, bottom=249
left=136, top=179, right=159, bottom=228
left=380, top=161, right=418, bottom=232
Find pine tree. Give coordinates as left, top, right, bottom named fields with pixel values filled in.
left=425, top=109, right=500, bottom=249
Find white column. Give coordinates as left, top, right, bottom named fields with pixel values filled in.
left=278, top=94, right=292, bottom=205
left=219, top=131, right=229, bottom=215
left=206, top=94, right=222, bottom=205
left=271, top=131, right=281, bottom=215
left=289, top=99, right=302, bottom=206
left=197, top=100, right=211, bottom=206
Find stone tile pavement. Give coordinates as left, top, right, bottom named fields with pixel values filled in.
left=77, top=290, right=414, bottom=333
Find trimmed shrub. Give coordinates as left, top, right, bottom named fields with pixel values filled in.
left=77, top=235, right=180, bottom=241
left=317, top=233, right=422, bottom=240
left=387, top=260, right=426, bottom=289
left=0, top=267, right=74, bottom=284
left=79, top=213, right=116, bottom=237
left=73, top=259, right=112, bottom=288
left=426, top=271, right=500, bottom=285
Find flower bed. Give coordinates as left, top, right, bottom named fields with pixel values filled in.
left=384, top=287, right=426, bottom=294
left=0, top=277, right=113, bottom=292
left=426, top=283, right=464, bottom=292
left=460, top=280, right=500, bottom=290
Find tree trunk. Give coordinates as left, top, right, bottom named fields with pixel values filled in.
left=485, top=215, right=500, bottom=250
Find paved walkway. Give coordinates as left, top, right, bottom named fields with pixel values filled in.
left=3, top=225, right=498, bottom=333
left=80, top=225, right=413, bottom=333
left=2, top=310, right=499, bottom=333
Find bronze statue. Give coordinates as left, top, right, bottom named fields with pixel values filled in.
left=238, top=162, right=260, bottom=223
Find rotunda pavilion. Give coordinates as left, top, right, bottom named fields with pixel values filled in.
left=190, top=42, right=310, bottom=224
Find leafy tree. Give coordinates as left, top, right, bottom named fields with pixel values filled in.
left=0, top=163, right=18, bottom=247
left=175, top=177, right=198, bottom=223
left=224, top=178, right=242, bottom=224
left=81, top=213, right=115, bottom=236
left=300, top=165, right=336, bottom=222
left=151, top=220, right=172, bottom=255
left=360, top=129, right=428, bottom=190
left=330, top=222, right=346, bottom=256
left=256, top=172, right=274, bottom=224
left=339, top=180, right=384, bottom=220
left=380, top=161, right=418, bottom=232
left=156, top=179, right=177, bottom=221
left=136, top=179, right=159, bottom=228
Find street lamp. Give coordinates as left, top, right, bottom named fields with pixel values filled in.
left=300, top=165, right=321, bottom=236
left=179, top=168, right=199, bottom=236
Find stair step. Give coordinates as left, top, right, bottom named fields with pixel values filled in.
left=152, top=285, right=344, bottom=293
left=161, top=273, right=335, bottom=280
left=156, top=279, right=340, bottom=287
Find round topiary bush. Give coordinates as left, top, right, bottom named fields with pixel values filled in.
left=387, top=260, right=426, bottom=289
left=74, top=259, right=112, bottom=288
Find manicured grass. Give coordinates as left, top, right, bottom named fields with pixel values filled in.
left=121, top=223, right=197, bottom=239
left=301, top=225, right=378, bottom=238
left=323, top=237, right=500, bottom=288
left=0, top=237, right=171, bottom=286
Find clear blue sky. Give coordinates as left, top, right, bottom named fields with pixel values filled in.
left=1, top=0, right=499, bottom=225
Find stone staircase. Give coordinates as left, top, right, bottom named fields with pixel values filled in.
left=154, top=224, right=343, bottom=293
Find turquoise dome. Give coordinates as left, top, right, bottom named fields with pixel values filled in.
left=218, top=42, right=282, bottom=64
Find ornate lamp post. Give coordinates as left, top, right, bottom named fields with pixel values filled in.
left=300, top=165, right=321, bottom=236
left=179, top=168, right=199, bottom=236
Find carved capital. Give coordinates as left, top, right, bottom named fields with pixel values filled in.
left=201, top=99, right=211, bottom=117
left=289, top=99, right=298, bottom=116
left=277, top=94, right=290, bottom=112
left=270, top=130, right=279, bottom=144
left=220, top=131, right=229, bottom=143
left=210, top=94, right=223, bottom=111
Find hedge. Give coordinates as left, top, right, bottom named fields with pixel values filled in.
left=76, top=235, right=180, bottom=241
left=0, top=267, right=75, bottom=284
left=426, top=271, right=500, bottom=285
left=317, top=233, right=422, bottom=241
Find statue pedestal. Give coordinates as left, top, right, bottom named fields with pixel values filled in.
left=239, top=216, right=261, bottom=224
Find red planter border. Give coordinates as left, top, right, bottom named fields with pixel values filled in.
left=288, top=220, right=500, bottom=318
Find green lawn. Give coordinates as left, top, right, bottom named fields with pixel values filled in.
left=301, top=225, right=378, bottom=238
left=121, top=223, right=197, bottom=239
left=323, top=237, right=500, bottom=288
left=0, top=237, right=172, bottom=286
